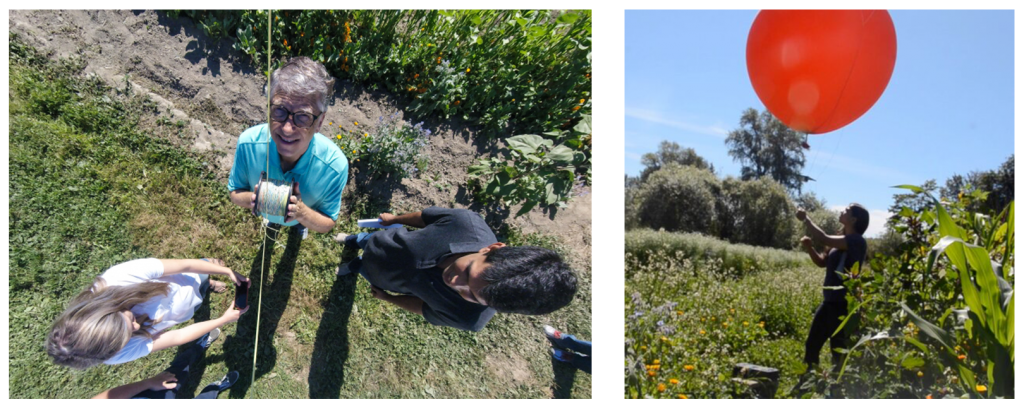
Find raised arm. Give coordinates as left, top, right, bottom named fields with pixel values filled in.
left=159, top=258, right=240, bottom=285
left=796, top=208, right=848, bottom=250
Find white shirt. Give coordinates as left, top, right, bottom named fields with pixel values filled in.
left=100, top=258, right=205, bottom=365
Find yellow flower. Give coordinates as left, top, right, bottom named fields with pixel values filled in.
left=647, top=370, right=656, bottom=377
left=466, top=68, right=471, bottom=73
left=676, top=311, right=683, bottom=316
left=653, top=359, right=660, bottom=365
left=640, top=345, right=647, bottom=351
left=730, top=308, right=735, bottom=314
left=976, top=385, right=987, bottom=393
left=699, top=329, right=705, bottom=335
left=580, top=98, right=585, bottom=104
left=336, top=134, right=340, bottom=139
left=669, top=378, right=679, bottom=385
left=364, top=133, right=368, bottom=137
left=657, top=383, right=666, bottom=393
left=958, top=354, right=967, bottom=361
left=354, top=121, right=358, bottom=125
left=329, top=122, right=333, bottom=125
left=677, top=394, right=688, bottom=399
left=917, top=371, right=924, bottom=378
left=759, top=321, right=765, bottom=328
left=683, top=365, right=694, bottom=371
left=722, top=322, right=728, bottom=327
left=926, top=394, right=933, bottom=399
left=742, top=321, right=749, bottom=326
left=512, top=98, right=515, bottom=102
left=660, top=336, right=668, bottom=343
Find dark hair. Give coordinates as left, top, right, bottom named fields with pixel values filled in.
left=849, top=203, right=870, bottom=235
left=479, top=246, right=577, bottom=315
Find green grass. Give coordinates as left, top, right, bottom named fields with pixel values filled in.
left=625, top=231, right=826, bottom=398
left=626, top=229, right=808, bottom=278
left=8, top=34, right=590, bottom=399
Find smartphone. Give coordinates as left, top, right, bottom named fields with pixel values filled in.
left=235, top=275, right=250, bottom=310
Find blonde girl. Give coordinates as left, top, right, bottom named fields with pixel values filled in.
left=47, top=258, right=247, bottom=369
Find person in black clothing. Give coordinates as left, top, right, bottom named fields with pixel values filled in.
left=335, top=207, right=578, bottom=332
left=795, top=203, right=869, bottom=370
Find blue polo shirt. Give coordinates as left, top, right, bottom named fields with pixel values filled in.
left=227, top=124, right=349, bottom=226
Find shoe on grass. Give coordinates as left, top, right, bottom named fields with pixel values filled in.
left=196, top=328, right=221, bottom=349
left=543, top=325, right=564, bottom=340
left=551, top=348, right=574, bottom=363
left=208, top=371, right=239, bottom=391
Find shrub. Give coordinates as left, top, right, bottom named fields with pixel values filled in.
left=637, top=165, right=720, bottom=235
left=724, top=177, right=796, bottom=249
left=336, top=113, right=430, bottom=179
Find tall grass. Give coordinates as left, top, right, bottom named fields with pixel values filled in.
left=626, top=229, right=807, bottom=278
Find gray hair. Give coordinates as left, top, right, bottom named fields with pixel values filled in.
left=268, top=56, right=336, bottom=113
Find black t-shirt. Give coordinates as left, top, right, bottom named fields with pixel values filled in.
left=361, top=207, right=497, bottom=331
left=823, top=234, right=867, bottom=302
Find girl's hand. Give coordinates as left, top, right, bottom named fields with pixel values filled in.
left=799, top=236, right=813, bottom=248
left=208, top=258, right=240, bottom=285
left=220, top=300, right=248, bottom=323
left=790, top=208, right=806, bottom=221
left=378, top=213, right=397, bottom=226
left=146, top=371, right=178, bottom=391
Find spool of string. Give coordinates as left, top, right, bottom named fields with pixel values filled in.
left=254, top=177, right=293, bottom=217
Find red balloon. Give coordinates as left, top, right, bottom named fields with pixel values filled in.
left=746, top=10, right=897, bottom=134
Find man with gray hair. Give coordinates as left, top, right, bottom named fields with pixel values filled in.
left=228, top=57, right=348, bottom=234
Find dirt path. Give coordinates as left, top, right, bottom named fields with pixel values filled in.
left=9, top=9, right=591, bottom=267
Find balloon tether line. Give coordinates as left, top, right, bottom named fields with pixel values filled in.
left=252, top=8, right=273, bottom=387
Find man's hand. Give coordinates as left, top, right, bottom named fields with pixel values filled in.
left=369, top=285, right=390, bottom=301
left=795, top=208, right=807, bottom=222
left=285, top=184, right=305, bottom=223
left=145, top=372, right=178, bottom=391
left=379, top=213, right=397, bottom=226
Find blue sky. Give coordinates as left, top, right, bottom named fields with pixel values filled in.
left=625, top=10, right=1014, bottom=237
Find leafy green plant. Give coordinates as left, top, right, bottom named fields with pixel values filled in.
left=169, top=10, right=239, bottom=40
left=467, top=115, right=590, bottom=216
left=334, top=113, right=431, bottom=179
left=177, top=10, right=592, bottom=138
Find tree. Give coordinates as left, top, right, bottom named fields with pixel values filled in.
left=724, top=177, right=797, bottom=249
left=794, top=191, right=827, bottom=212
left=941, top=155, right=1014, bottom=214
left=725, top=108, right=807, bottom=193
left=639, top=140, right=713, bottom=181
left=636, top=165, right=721, bottom=235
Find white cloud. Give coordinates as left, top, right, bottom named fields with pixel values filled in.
left=806, top=146, right=918, bottom=186
left=625, top=107, right=728, bottom=137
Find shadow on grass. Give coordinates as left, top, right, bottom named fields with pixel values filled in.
left=170, top=286, right=213, bottom=398
left=550, top=358, right=578, bottom=399
left=223, top=225, right=302, bottom=398
left=307, top=258, right=356, bottom=398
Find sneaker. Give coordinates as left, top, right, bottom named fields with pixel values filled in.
left=543, top=325, right=564, bottom=340
left=209, top=371, right=239, bottom=391
left=334, top=232, right=349, bottom=244
left=196, top=328, right=221, bottom=349
left=551, top=348, right=574, bottom=363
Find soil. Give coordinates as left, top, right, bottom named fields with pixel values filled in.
left=8, top=9, right=592, bottom=267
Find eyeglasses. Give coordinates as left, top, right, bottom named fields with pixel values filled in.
left=270, top=105, right=322, bottom=129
